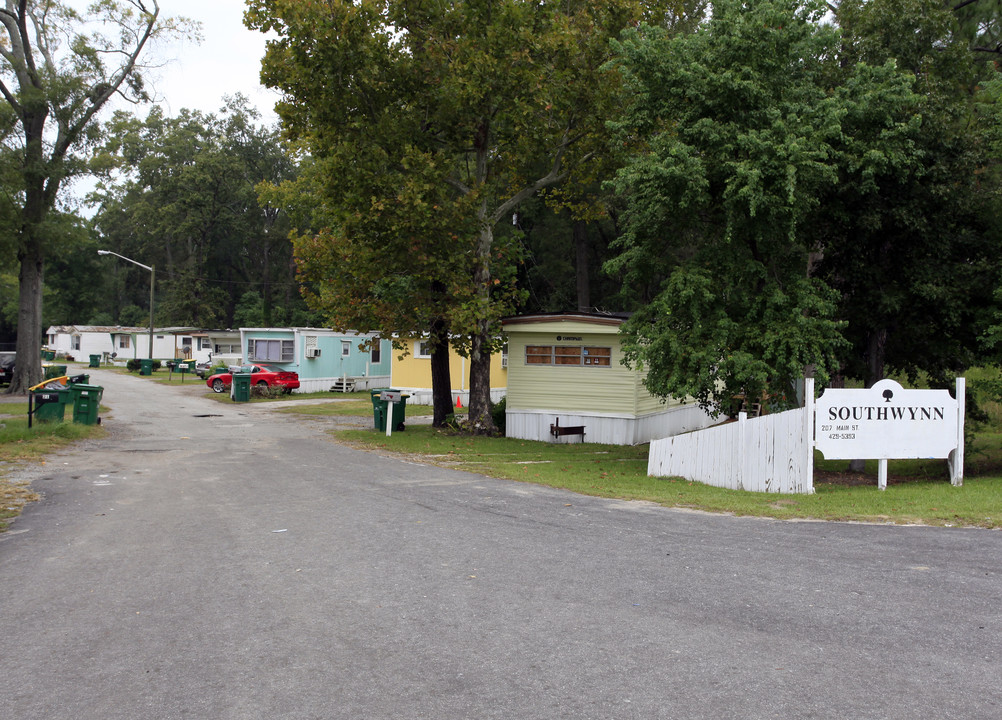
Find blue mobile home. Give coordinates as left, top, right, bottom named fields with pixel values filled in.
left=238, top=327, right=391, bottom=393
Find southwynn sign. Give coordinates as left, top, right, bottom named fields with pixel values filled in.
left=647, top=377, right=965, bottom=495
left=814, top=378, right=965, bottom=489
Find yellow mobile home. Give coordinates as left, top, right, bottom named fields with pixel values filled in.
left=390, top=337, right=507, bottom=405
left=502, top=312, right=716, bottom=444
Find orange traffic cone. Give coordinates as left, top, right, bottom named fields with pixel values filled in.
left=455, top=395, right=463, bottom=408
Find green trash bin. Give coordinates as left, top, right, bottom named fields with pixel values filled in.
left=231, top=372, right=252, bottom=402
left=31, top=385, right=71, bottom=423
left=140, top=358, right=154, bottom=376
left=370, top=388, right=408, bottom=431
left=89, top=354, right=101, bottom=368
left=43, top=364, right=67, bottom=380
left=42, top=350, right=55, bottom=361
left=70, top=383, right=103, bottom=425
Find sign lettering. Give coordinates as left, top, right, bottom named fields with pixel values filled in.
left=815, top=379, right=959, bottom=460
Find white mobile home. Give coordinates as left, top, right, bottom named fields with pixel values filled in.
left=46, top=325, right=212, bottom=363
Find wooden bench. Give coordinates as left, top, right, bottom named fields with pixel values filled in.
left=329, top=378, right=356, bottom=393
left=550, top=419, right=586, bottom=441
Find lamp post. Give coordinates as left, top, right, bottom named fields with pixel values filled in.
left=97, top=250, right=154, bottom=360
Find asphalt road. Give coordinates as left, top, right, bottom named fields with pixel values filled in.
left=1, top=368, right=1000, bottom=719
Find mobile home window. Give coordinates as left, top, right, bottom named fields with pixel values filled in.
left=249, top=339, right=294, bottom=362
left=341, top=340, right=351, bottom=357
left=526, top=345, right=554, bottom=364
left=370, top=343, right=381, bottom=364
left=582, top=347, right=612, bottom=366
left=525, top=345, right=611, bottom=367
left=118, top=335, right=130, bottom=349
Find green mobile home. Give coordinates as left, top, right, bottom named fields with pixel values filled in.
left=502, top=312, right=716, bottom=445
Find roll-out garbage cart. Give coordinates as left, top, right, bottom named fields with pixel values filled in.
left=70, top=383, right=103, bottom=425
left=89, top=354, right=101, bottom=368
left=43, top=364, right=67, bottom=380
left=231, top=372, right=252, bottom=402
left=140, top=359, right=154, bottom=376
left=370, top=388, right=409, bottom=431
left=31, top=385, right=71, bottom=422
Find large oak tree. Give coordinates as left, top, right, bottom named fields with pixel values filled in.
left=0, top=0, right=191, bottom=393
left=245, top=0, right=693, bottom=431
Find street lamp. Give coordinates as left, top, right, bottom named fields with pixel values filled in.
left=97, top=250, right=155, bottom=360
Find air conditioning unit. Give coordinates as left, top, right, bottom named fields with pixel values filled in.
left=305, top=347, right=321, bottom=358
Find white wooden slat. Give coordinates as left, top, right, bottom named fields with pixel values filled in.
left=648, top=407, right=815, bottom=494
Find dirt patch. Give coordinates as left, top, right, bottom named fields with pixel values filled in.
left=814, top=470, right=877, bottom=487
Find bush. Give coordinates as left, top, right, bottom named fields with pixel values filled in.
left=126, top=359, right=162, bottom=372
left=490, top=395, right=507, bottom=436
left=250, top=384, right=289, bottom=399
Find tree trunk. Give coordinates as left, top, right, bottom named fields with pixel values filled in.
left=468, top=326, right=494, bottom=432
left=574, top=219, right=590, bottom=311
left=467, top=223, right=497, bottom=433
left=429, top=309, right=453, bottom=427
left=8, top=241, right=44, bottom=394
left=848, top=329, right=889, bottom=472
left=864, top=328, right=887, bottom=388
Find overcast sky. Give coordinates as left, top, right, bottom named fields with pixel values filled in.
left=142, top=0, right=279, bottom=124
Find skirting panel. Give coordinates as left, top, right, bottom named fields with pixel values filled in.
left=506, top=405, right=716, bottom=445
left=398, top=388, right=506, bottom=406
left=296, top=375, right=390, bottom=394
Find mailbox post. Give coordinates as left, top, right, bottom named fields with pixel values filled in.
left=380, top=390, right=402, bottom=437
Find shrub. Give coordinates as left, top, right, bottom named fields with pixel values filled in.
left=490, top=395, right=507, bottom=436
left=250, top=384, right=288, bottom=399
left=126, top=359, right=162, bottom=372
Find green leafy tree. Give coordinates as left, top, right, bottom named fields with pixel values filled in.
left=92, top=98, right=299, bottom=328
left=817, top=0, right=1001, bottom=388
left=232, top=290, right=265, bottom=328
left=0, top=0, right=193, bottom=393
left=246, top=0, right=680, bottom=431
left=608, top=0, right=849, bottom=413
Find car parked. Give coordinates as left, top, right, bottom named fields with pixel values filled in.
left=0, top=351, right=14, bottom=386
left=205, top=364, right=300, bottom=394
left=194, top=360, right=213, bottom=378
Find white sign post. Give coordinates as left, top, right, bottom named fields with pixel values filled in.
left=815, top=378, right=965, bottom=489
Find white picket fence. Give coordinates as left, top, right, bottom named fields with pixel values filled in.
left=647, top=385, right=815, bottom=494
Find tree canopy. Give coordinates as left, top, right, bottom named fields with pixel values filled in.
left=92, top=97, right=303, bottom=329
left=608, top=0, right=850, bottom=412
left=0, top=0, right=193, bottom=392
left=606, top=0, right=1002, bottom=414
left=246, top=0, right=691, bottom=429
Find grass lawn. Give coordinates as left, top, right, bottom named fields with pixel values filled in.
left=279, top=399, right=1002, bottom=529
